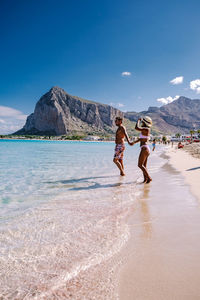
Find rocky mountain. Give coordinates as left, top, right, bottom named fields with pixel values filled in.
left=125, top=96, right=200, bottom=134
left=15, top=88, right=200, bottom=136
left=15, top=86, right=123, bottom=135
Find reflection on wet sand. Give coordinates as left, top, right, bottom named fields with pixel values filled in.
left=139, top=185, right=152, bottom=239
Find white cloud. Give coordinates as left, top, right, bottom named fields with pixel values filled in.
left=118, top=103, right=125, bottom=108
left=190, top=79, right=200, bottom=94
left=110, top=102, right=125, bottom=111
left=110, top=102, right=125, bottom=108
left=121, top=71, right=131, bottom=77
left=0, top=123, right=23, bottom=134
left=0, top=106, right=27, bottom=120
left=170, top=76, right=184, bottom=85
left=157, top=95, right=180, bottom=105
left=0, top=106, right=27, bottom=134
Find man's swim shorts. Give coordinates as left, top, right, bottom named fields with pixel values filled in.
left=114, top=144, right=125, bottom=160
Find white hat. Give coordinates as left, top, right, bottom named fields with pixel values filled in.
left=142, top=116, right=152, bottom=128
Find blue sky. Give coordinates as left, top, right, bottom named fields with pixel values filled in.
left=0, top=0, right=200, bottom=133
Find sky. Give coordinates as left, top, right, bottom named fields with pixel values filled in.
left=0, top=0, right=200, bottom=134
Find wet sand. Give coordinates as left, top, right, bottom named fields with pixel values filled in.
left=119, top=148, right=200, bottom=300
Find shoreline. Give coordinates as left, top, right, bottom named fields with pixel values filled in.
left=118, top=146, right=200, bottom=300
left=0, top=138, right=115, bottom=143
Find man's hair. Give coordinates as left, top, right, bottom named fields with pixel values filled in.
left=115, top=116, right=123, bottom=121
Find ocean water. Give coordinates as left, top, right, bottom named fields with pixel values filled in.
left=0, top=140, right=164, bottom=299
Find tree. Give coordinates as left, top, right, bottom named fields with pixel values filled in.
left=175, top=133, right=181, bottom=139
left=162, top=136, right=167, bottom=144
left=190, top=130, right=195, bottom=139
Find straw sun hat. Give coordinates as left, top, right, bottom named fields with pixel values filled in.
left=142, top=116, right=152, bottom=128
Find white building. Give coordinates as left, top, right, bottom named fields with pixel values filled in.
left=171, top=134, right=199, bottom=141
left=84, top=135, right=101, bottom=141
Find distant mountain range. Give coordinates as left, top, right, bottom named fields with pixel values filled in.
left=15, top=86, right=200, bottom=136
left=125, top=96, right=200, bottom=134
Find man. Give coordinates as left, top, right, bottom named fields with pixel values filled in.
left=113, top=117, right=133, bottom=176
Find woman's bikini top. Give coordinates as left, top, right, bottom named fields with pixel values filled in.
left=139, top=133, right=150, bottom=140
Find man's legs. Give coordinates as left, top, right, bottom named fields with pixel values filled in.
left=113, top=158, right=125, bottom=176
left=119, top=158, right=124, bottom=170
left=113, top=144, right=125, bottom=175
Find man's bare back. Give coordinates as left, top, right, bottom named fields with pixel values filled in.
left=115, top=125, right=126, bottom=144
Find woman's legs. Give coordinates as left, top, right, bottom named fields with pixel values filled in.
left=138, top=149, right=152, bottom=183
left=142, top=156, right=148, bottom=182
left=144, top=156, right=152, bottom=183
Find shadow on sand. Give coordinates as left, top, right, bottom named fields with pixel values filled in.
left=45, top=175, right=118, bottom=185
left=186, top=167, right=200, bottom=171
left=68, top=181, right=134, bottom=191
left=45, top=175, right=135, bottom=191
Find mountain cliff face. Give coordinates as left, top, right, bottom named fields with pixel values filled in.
left=16, top=87, right=123, bottom=135
left=125, top=96, right=200, bottom=134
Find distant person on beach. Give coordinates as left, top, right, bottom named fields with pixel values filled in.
left=178, top=141, right=184, bottom=149
left=133, top=116, right=152, bottom=183
left=113, top=117, right=134, bottom=176
left=152, top=139, right=156, bottom=151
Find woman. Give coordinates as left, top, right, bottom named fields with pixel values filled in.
left=133, top=116, right=152, bottom=183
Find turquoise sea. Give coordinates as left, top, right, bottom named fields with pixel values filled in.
left=0, top=139, right=163, bottom=299
left=0, top=140, right=141, bottom=219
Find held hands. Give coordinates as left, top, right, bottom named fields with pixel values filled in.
left=129, top=141, right=135, bottom=146
left=129, top=138, right=140, bottom=146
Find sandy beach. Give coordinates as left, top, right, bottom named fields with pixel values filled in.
left=168, top=144, right=200, bottom=202
left=119, top=144, right=200, bottom=300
